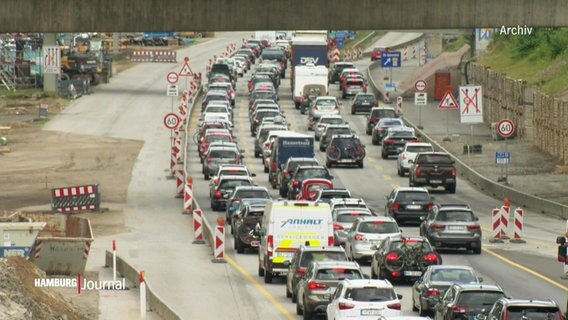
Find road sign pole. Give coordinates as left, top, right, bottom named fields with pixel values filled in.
left=504, top=138, right=509, bottom=185
left=443, top=109, right=451, bottom=141
left=418, top=105, right=423, bottom=129
left=390, top=67, right=393, bottom=85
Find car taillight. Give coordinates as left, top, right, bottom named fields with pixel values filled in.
left=212, top=178, right=219, bottom=184
left=264, top=141, right=270, bottom=148
left=362, top=85, right=367, bottom=91
left=383, top=138, right=394, bottom=144
left=254, top=119, right=259, bottom=123
left=307, top=281, right=327, bottom=290
left=267, top=235, right=273, bottom=256
left=375, top=126, right=383, bottom=132
left=427, top=203, right=434, bottom=211
left=292, top=180, right=299, bottom=187
left=385, top=252, right=399, bottom=261
left=425, top=288, right=440, bottom=297
left=467, top=225, right=480, bottom=230
left=451, top=306, right=466, bottom=313
left=429, top=224, right=445, bottom=230
left=282, top=169, right=288, bottom=176
left=423, top=252, right=439, bottom=262
left=271, top=162, right=277, bottom=171
left=206, top=156, right=212, bottom=164
left=374, top=101, right=379, bottom=106
left=451, top=167, right=457, bottom=176
left=392, top=203, right=400, bottom=210
left=415, top=166, right=421, bottom=176
left=370, top=116, right=377, bottom=123
left=313, top=105, right=319, bottom=110
left=387, top=302, right=401, bottom=310
left=333, top=223, right=344, bottom=231
left=295, top=267, right=307, bottom=276
left=214, top=190, right=222, bottom=199
left=343, top=85, right=348, bottom=90
left=201, top=141, right=208, bottom=149
left=340, top=76, right=345, bottom=82
left=354, top=233, right=365, bottom=241
left=338, top=302, right=355, bottom=310
left=328, top=236, right=334, bottom=246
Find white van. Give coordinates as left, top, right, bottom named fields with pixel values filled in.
left=257, top=200, right=334, bottom=283
left=293, top=64, right=329, bottom=108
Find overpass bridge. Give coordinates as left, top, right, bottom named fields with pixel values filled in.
left=1, top=0, right=568, bottom=32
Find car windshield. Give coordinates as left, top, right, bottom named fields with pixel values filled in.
left=289, top=161, right=318, bottom=173
left=506, top=307, right=562, bottom=320
left=356, top=95, right=375, bottom=101
left=391, top=240, right=431, bottom=251
left=316, top=268, right=362, bottom=280
left=396, top=192, right=430, bottom=202
left=321, top=118, right=344, bottom=125
left=381, top=120, right=404, bottom=127
left=220, top=170, right=247, bottom=177
left=235, top=190, right=270, bottom=199
left=333, top=138, right=362, bottom=149
left=344, top=287, right=396, bottom=302
left=206, top=107, right=228, bottom=113
left=407, top=146, right=433, bottom=153
left=320, top=191, right=351, bottom=200
left=456, top=291, right=506, bottom=308
left=326, top=128, right=351, bottom=137
left=337, top=212, right=371, bottom=223
left=256, top=111, right=280, bottom=120
left=419, top=154, right=453, bottom=164
left=207, top=135, right=231, bottom=143
left=298, top=168, right=328, bottom=179
left=430, top=269, right=476, bottom=283
left=300, top=252, right=348, bottom=267
left=372, top=110, right=397, bottom=118
left=436, top=211, right=475, bottom=222
left=219, top=180, right=251, bottom=189
left=253, top=92, right=275, bottom=100
left=317, top=99, right=337, bottom=107
left=246, top=209, right=264, bottom=217
left=209, top=150, right=237, bottom=158
left=390, top=131, right=415, bottom=138
left=358, top=221, right=399, bottom=234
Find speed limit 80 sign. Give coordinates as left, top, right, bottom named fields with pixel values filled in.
left=496, top=119, right=515, bottom=138
left=163, top=113, right=181, bottom=130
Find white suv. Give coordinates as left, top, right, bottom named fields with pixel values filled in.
left=329, top=198, right=368, bottom=214
left=326, top=279, right=402, bottom=320
left=396, top=142, right=434, bottom=177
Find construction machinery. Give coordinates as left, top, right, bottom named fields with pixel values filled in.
left=60, top=38, right=112, bottom=85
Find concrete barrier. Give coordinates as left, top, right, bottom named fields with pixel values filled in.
left=367, top=64, right=568, bottom=220
left=105, top=250, right=182, bottom=320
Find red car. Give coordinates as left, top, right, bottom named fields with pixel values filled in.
left=296, top=178, right=333, bottom=201
left=199, top=132, right=234, bottom=161
left=371, top=47, right=387, bottom=61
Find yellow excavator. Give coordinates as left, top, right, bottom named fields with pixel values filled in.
left=60, top=39, right=112, bottom=85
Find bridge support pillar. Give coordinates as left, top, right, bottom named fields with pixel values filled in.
left=43, top=33, right=58, bottom=93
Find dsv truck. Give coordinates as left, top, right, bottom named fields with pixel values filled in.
left=290, top=36, right=329, bottom=91
left=258, top=200, right=334, bottom=283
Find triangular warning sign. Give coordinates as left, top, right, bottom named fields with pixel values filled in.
left=178, top=62, right=193, bottom=76
left=438, top=91, right=459, bottom=109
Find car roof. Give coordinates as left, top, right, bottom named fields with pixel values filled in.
left=394, top=187, right=429, bottom=193
left=319, top=115, right=344, bottom=119
left=405, top=142, right=433, bottom=147
left=298, top=245, right=346, bottom=253
left=219, top=175, right=252, bottom=181
left=357, top=216, right=396, bottom=223
left=390, top=236, right=428, bottom=242
left=453, top=283, right=503, bottom=291
left=325, top=124, right=351, bottom=129
left=335, top=208, right=372, bottom=215
left=219, top=165, right=248, bottom=171
left=498, top=298, right=560, bottom=307
left=297, top=165, right=326, bottom=170
left=330, top=198, right=366, bottom=204
left=416, top=151, right=451, bottom=156
left=331, top=134, right=359, bottom=139
left=234, top=186, right=268, bottom=191
left=208, top=146, right=239, bottom=152
left=341, top=279, right=394, bottom=288
left=436, top=203, right=472, bottom=211
left=371, top=106, right=396, bottom=111
left=288, top=157, right=318, bottom=163
left=313, top=260, right=360, bottom=269
left=428, top=265, right=476, bottom=271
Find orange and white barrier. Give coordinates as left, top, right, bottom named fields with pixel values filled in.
left=139, top=271, right=146, bottom=318
left=403, top=46, right=408, bottom=61
left=175, top=165, right=184, bottom=198
left=183, top=176, right=193, bottom=214
left=192, top=209, right=205, bottom=244
left=510, top=208, right=526, bottom=243
left=212, top=225, right=226, bottom=263
left=499, top=205, right=510, bottom=239
left=412, top=46, right=417, bottom=59
left=112, top=240, right=117, bottom=282
left=490, top=208, right=504, bottom=243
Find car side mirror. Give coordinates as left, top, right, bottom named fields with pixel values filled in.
left=255, top=223, right=261, bottom=233
left=478, top=277, right=484, bottom=283
left=283, top=260, right=290, bottom=268
left=370, top=245, right=377, bottom=250
left=556, top=236, right=566, bottom=244
left=419, top=216, right=426, bottom=221
left=474, top=216, right=479, bottom=221
left=363, top=274, right=371, bottom=279
left=408, top=159, right=414, bottom=164
left=251, top=173, right=257, bottom=177
left=397, top=294, right=403, bottom=299
left=329, top=176, right=334, bottom=180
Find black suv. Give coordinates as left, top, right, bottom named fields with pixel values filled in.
left=365, top=107, right=398, bottom=135
left=351, top=93, right=378, bottom=114
left=319, top=124, right=352, bottom=151
left=233, top=203, right=265, bottom=254
left=487, top=299, right=565, bottom=320
left=328, top=62, right=355, bottom=84
left=285, top=245, right=348, bottom=303
left=278, top=157, right=319, bottom=197
left=384, top=187, right=434, bottom=225
left=433, top=283, right=506, bottom=320
left=409, top=152, right=457, bottom=193
left=325, top=134, right=366, bottom=168
left=287, top=165, right=333, bottom=200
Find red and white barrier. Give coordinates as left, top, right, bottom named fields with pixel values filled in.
left=139, top=271, right=146, bottom=317
left=34, top=240, right=42, bottom=259
left=183, top=176, right=193, bottom=214
left=175, top=166, right=184, bottom=198
left=212, top=225, right=226, bottom=263
left=112, top=240, right=117, bottom=282
left=412, top=46, right=417, bottom=59
left=192, top=209, right=205, bottom=244
left=490, top=208, right=504, bottom=243
left=358, top=48, right=363, bottom=59
left=83, top=241, right=91, bottom=260
left=510, top=208, right=526, bottom=243
left=499, top=205, right=510, bottom=239
left=403, top=46, right=408, bottom=61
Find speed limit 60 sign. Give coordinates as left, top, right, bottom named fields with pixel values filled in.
left=496, top=119, right=515, bottom=138
left=164, top=113, right=181, bottom=130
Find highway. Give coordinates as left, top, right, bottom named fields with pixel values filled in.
left=43, top=32, right=566, bottom=319
left=186, top=34, right=567, bottom=319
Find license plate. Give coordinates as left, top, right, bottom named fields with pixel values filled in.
left=275, top=251, right=292, bottom=258
left=448, top=225, right=465, bottom=231
left=406, top=205, right=421, bottom=210
left=223, top=194, right=229, bottom=198
left=371, top=240, right=382, bottom=245
left=430, top=180, right=443, bottom=184
left=362, top=102, right=371, bottom=105
left=404, top=270, right=423, bottom=276
left=361, top=309, right=382, bottom=316
left=250, top=241, right=259, bottom=247
left=338, top=159, right=353, bottom=163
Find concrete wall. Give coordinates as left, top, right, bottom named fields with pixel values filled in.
left=2, top=0, right=568, bottom=32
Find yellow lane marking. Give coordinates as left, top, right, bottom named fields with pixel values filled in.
left=483, top=248, right=568, bottom=291
left=225, top=256, right=295, bottom=320
left=383, top=174, right=392, bottom=180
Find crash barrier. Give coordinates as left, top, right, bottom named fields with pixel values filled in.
left=510, top=208, right=526, bottom=243
left=51, top=184, right=101, bottom=213
left=104, top=251, right=182, bottom=320
left=59, top=78, right=91, bottom=98
left=130, top=50, right=177, bottom=63
left=212, top=225, right=226, bottom=263
left=192, top=209, right=205, bottom=244
left=366, top=63, right=568, bottom=220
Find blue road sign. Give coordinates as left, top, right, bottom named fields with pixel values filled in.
left=385, top=83, right=396, bottom=92
left=336, top=38, right=345, bottom=47
left=495, top=151, right=511, bottom=164
left=380, top=52, right=401, bottom=68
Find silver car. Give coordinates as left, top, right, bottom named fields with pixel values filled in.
left=314, top=115, right=346, bottom=141
left=308, top=96, right=341, bottom=130
left=333, top=208, right=373, bottom=246
left=397, top=142, right=434, bottom=176
left=345, top=216, right=402, bottom=261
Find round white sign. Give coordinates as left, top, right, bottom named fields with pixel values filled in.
left=496, top=119, right=515, bottom=138
left=166, top=72, right=179, bottom=84
left=415, top=80, right=427, bottom=92
left=163, top=113, right=180, bottom=130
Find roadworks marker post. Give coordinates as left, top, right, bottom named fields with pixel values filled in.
left=212, top=217, right=226, bottom=263
left=182, top=176, right=193, bottom=214
left=174, top=165, right=184, bottom=198
left=509, top=208, right=526, bottom=243
left=499, top=205, right=510, bottom=240
left=112, top=240, right=117, bottom=282
left=192, top=209, right=205, bottom=244
left=489, top=208, right=504, bottom=243
left=139, top=271, right=146, bottom=319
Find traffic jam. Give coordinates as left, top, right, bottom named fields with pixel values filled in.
left=193, top=31, right=566, bottom=320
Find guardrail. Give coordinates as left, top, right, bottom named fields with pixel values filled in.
left=366, top=64, right=568, bottom=220
left=104, top=250, right=182, bottom=320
